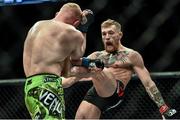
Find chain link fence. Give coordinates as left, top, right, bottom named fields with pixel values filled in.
left=0, top=72, right=180, bottom=119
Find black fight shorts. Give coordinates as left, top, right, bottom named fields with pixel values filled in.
left=84, top=80, right=124, bottom=112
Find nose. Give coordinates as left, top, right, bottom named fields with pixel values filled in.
left=105, top=34, right=110, bottom=40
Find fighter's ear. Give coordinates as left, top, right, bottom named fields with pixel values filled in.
left=119, top=31, right=123, bottom=40
left=73, top=19, right=81, bottom=27
left=119, top=31, right=123, bottom=36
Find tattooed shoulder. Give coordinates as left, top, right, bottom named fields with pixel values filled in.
left=94, top=51, right=106, bottom=58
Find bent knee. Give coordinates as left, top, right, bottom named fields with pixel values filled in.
left=75, top=101, right=101, bottom=119
left=75, top=107, right=87, bottom=119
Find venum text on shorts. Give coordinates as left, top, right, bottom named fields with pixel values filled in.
left=39, top=89, right=64, bottom=116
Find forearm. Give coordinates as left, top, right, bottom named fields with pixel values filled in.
left=134, top=64, right=177, bottom=118
left=146, top=83, right=177, bottom=118
left=80, top=33, right=86, bottom=56
left=69, top=71, right=94, bottom=80
left=69, top=66, right=93, bottom=79
left=62, top=72, right=94, bottom=88
left=137, top=68, right=165, bottom=107
left=71, top=59, right=82, bottom=66
left=146, top=83, right=165, bottom=108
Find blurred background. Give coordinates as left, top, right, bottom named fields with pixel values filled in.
left=0, top=0, right=180, bottom=79
left=0, top=0, right=180, bottom=119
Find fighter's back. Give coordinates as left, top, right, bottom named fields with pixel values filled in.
left=23, top=20, right=82, bottom=77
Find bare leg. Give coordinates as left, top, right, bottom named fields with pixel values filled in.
left=75, top=69, right=117, bottom=119
left=92, top=68, right=117, bottom=97
left=75, top=101, right=101, bottom=119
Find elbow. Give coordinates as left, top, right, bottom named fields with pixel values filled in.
left=62, top=77, right=77, bottom=88
left=62, top=81, right=74, bottom=88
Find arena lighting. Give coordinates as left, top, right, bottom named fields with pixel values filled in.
left=0, top=0, right=64, bottom=6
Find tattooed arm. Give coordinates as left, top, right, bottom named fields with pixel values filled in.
left=131, top=51, right=176, bottom=118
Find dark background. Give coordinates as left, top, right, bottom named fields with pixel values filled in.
left=0, top=1, right=180, bottom=119
left=0, top=0, right=180, bottom=79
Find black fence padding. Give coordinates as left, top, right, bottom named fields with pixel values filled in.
left=0, top=78, right=179, bottom=119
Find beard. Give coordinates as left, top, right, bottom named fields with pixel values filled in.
left=105, top=44, right=117, bottom=53
left=104, top=41, right=119, bottom=53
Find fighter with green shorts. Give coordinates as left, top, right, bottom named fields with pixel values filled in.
left=24, top=73, right=65, bottom=119
left=22, top=2, right=95, bottom=119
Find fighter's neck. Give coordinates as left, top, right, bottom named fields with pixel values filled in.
left=108, top=45, right=126, bottom=54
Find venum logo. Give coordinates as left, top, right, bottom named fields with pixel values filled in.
left=39, top=90, right=64, bottom=116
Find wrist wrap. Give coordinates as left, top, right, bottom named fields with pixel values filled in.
left=159, top=104, right=169, bottom=114
left=81, top=57, right=90, bottom=68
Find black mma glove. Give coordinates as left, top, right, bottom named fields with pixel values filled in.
left=159, top=104, right=177, bottom=119
left=81, top=57, right=104, bottom=69
left=77, top=9, right=94, bottom=33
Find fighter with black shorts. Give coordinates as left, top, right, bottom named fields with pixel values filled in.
left=84, top=80, right=124, bottom=112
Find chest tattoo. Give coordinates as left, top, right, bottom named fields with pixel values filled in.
left=96, top=51, right=129, bottom=65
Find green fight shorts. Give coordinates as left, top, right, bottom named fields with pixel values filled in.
left=24, top=73, right=65, bottom=120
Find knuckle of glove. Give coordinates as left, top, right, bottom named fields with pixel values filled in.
left=85, top=10, right=94, bottom=22
left=84, top=9, right=93, bottom=14
left=95, top=59, right=104, bottom=69
left=164, top=109, right=177, bottom=118
left=78, top=9, right=94, bottom=33
left=81, top=10, right=94, bottom=25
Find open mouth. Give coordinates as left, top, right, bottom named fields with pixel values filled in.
left=106, top=42, right=113, bottom=46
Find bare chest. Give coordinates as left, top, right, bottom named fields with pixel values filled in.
left=97, top=51, right=132, bottom=68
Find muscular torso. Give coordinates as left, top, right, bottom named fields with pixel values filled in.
left=90, top=48, right=135, bottom=89
left=23, top=20, right=81, bottom=77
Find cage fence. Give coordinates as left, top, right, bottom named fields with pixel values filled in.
left=0, top=72, right=180, bottom=119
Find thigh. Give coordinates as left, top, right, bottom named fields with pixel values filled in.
left=76, top=101, right=101, bottom=119
left=93, top=69, right=117, bottom=97
left=25, top=88, right=48, bottom=119
left=25, top=87, right=65, bottom=119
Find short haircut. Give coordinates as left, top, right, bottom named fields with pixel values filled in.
left=61, top=2, right=82, bottom=19
left=101, top=19, right=122, bottom=32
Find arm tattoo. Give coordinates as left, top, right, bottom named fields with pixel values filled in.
left=147, top=85, right=165, bottom=107
left=95, top=52, right=103, bottom=58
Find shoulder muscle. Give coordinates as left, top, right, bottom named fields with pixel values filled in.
left=87, top=51, right=104, bottom=59
left=130, top=50, right=144, bottom=68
